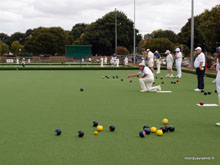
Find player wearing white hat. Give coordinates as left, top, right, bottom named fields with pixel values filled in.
left=22, top=58, right=26, bottom=68
left=146, top=49, right=154, bottom=73
left=127, top=63, right=161, bottom=93
left=155, top=51, right=161, bottom=74
left=124, top=56, right=129, bottom=66
left=174, top=48, right=183, bottom=78
left=100, top=56, right=104, bottom=67
left=194, top=47, right=206, bottom=92
left=165, top=50, right=174, bottom=78
left=110, top=56, right=114, bottom=65
left=104, top=56, right=108, bottom=65
left=113, top=57, right=117, bottom=66
left=116, top=58, right=120, bottom=67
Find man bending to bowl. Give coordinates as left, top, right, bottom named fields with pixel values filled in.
left=127, top=63, right=162, bottom=93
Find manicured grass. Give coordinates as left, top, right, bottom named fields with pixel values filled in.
left=0, top=70, right=219, bottom=165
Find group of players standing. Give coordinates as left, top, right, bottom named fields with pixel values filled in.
left=100, top=56, right=129, bottom=67
left=127, top=48, right=183, bottom=93
left=145, top=48, right=183, bottom=78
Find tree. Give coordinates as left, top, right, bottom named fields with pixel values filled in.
left=137, top=40, right=147, bottom=53
left=144, top=34, right=151, bottom=40
left=70, top=23, right=88, bottom=44
left=199, top=5, right=220, bottom=52
left=25, top=27, right=69, bottom=55
left=144, top=38, right=176, bottom=53
left=0, top=33, right=9, bottom=43
left=178, top=16, right=205, bottom=50
left=0, top=43, right=9, bottom=55
left=25, top=29, right=34, bottom=38
left=80, top=10, right=142, bottom=55
left=10, top=41, right=24, bottom=55
left=6, top=32, right=26, bottom=45
left=178, top=5, right=220, bottom=53
left=115, top=46, right=129, bottom=55
left=150, top=29, right=178, bottom=43
left=176, top=44, right=190, bottom=56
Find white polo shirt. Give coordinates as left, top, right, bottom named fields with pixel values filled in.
left=166, top=54, right=174, bottom=63
left=139, top=66, right=154, bottom=78
left=175, top=52, right=182, bottom=63
left=194, top=52, right=205, bottom=68
left=147, top=51, right=154, bottom=63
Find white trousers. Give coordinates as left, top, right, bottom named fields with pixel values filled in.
left=216, top=74, right=220, bottom=92
left=139, top=77, right=160, bottom=92
left=218, top=94, right=220, bottom=106
left=101, top=62, right=104, bottom=67
left=176, top=62, right=182, bottom=77
left=216, top=64, right=219, bottom=72
left=156, top=61, right=161, bottom=73
left=216, top=74, right=220, bottom=105
left=116, top=61, right=119, bottom=67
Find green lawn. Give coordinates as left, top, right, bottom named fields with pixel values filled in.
left=0, top=64, right=130, bottom=71
left=0, top=64, right=117, bottom=68
left=0, top=70, right=219, bottom=165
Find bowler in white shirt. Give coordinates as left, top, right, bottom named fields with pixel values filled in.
left=174, top=48, right=183, bottom=78
left=127, top=63, right=161, bottom=93
left=194, top=47, right=206, bottom=92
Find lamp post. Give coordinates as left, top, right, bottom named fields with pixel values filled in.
left=190, top=0, right=194, bottom=68
left=133, top=0, right=136, bottom=64
left=115, top=8, right=118, bottom=55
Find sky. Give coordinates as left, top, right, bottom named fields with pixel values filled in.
left=0, top=0, right=219, bottom=36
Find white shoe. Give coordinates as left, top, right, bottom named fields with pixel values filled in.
left=170, top=74, right=174, bottom=78
left=140, top=90, right=147, bottom=93
left=216, top=122, right=220, bottom=126
left=212, top=79, right=216, bottom=83
left=165, top=74, right=170, bottom=78
left=158, top=85, right=162, bottom=91
left=194, top=88, right=202, bottom=92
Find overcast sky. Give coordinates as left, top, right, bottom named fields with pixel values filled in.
left=0, top=0, right=219, bottom=36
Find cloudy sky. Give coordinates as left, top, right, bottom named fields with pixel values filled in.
left=0, top=0, right=219, bottom=35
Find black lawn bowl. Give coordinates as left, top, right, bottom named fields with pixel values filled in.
left=168, top=126, right=175, bottom=132
left=93, top=121, right=98, bottom=127
left=109, top=125, right=116, bottom=132
left=139, top=131, right=146, bottom=138
left=143, top=125, right=150, bottom=129
left=78, top=131, right=84, bottom=138
left=55, top=129, right=62, bottom=136
left=144, top=128, right=151, bottom=135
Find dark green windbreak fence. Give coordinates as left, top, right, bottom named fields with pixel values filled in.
left=66, top=45, right=91, bottom=58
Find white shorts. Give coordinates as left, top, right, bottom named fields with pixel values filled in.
left=148, top=62, right=154, bottom=68
left=167, top=62, right=173, bottom=70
